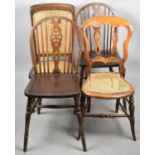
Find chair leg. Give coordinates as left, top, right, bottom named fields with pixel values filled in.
left=23, top=97, right=33, bottom=152
left=129, top=95, right=136, bottom=141
left=87, top=97, right=91, bottom=113
left=123, top=98, right=127, bottom=111
left=109, top=66, right=113, bottom=72
left=115, top=99, right=120, bottom=113
left=37, top=98, right=42, bottom=114
left=80, top=67, right=86, bottom=105
left=74, top=95, right=87, bottom=152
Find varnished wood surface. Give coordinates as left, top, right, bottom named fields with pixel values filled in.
left=82, top=16, right=133, bottom=76
left=25, top=74, right=80, bottom=98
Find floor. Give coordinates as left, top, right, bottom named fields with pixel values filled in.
left=15, top=61, right=140, bottom=155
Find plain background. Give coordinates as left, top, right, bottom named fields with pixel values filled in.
left=15, top=0, right=140, bottom=155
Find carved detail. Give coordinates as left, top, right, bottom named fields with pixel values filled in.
left=50, top=18, right=62, bottom=73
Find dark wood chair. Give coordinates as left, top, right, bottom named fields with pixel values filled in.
left=78, top=16, right=136, bottom=152
left=29, top=3, right=75, bottom=114
left=75, top=2, right=120, bottom=111
left=23, top=16, right=85, bottom=152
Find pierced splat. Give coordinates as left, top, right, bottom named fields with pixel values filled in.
left=50, top=18, right=62, bottom=73
left=94, top=27, right=101, bottom=56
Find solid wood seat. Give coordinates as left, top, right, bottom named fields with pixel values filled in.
left=23, top=15, right=85, bottom=152
left=82, top=72, right=134, bottom=99
left=25, top=74, right=80, bottom=98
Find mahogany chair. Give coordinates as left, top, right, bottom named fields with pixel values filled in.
left=75, top=2, right=120, bottom=111
left=23, top=16, right=85, bottom=152
left=29, top=3, right=75, bottom=114
left=78, top=16, right=136, bottom=152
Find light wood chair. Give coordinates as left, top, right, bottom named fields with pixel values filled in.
left=78, top=16, right=136, bottom=152
left=75, top=2, right=120, bottom=112
left=23, top=16, right=85, bottom=152
left=29, top=3, right=75, bottom=114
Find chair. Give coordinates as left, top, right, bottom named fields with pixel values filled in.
left=75, top=2, right=120, bottom=111
left=78, top=16, right=136, bottom=152
left=23, top=16, right=84, bottom=152
left=29, top=3, right=75, bottom=113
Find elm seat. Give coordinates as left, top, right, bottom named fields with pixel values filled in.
left=25, top=74, right=80, bottom=98
left=82, top=72, right=134, bottom=99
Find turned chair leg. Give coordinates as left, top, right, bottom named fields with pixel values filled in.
left=123, top=98, right=127, bottom=111
left=129, top=95, right=136, bottom=141
left=37, top=98, right=42, bottom=114
left=74, top=95, right=87, bottom=152
left=23, top=97, right=33, bottom=152
left=87, top=97, right=91, bottom=113
left=115, top=99, right=120, bottom=113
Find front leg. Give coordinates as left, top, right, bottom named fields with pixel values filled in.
left=129, top=95, right=136, bottom=141
left=23, top=97, right=33, bottom=152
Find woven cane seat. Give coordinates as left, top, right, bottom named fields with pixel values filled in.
left=36, top=61, right=75, bottom=74
left=82, top=72, right=134, bottom=99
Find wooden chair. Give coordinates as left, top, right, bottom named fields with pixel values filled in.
left=78, top=16, right=136, bottom=152
left=23, top=16, right=85, bottom=152
left=75, top=2, right=120, bottom=111
left=29, top=3, right=75, bottom=114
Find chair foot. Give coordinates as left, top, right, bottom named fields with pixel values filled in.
left=23, top=97, right=32, bottom=152
left=37, top=98, right=42, bottom=114
left=129, top=95, right=136, bottom=141
left=115, top=99, right=120, bottom=113
left=74, top=95, right=87, bottom=152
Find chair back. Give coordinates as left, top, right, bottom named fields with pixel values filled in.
left=30, top=3, right=75, bottom=26
left=82, top=16, right=133, bottom=76
left=76, top=2, right=117, bottom=56
left=30, top=16, right=83, bottom=74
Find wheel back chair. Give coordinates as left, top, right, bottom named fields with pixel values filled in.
left=75, top=2, right=122, bottom=112
left=23, top=16, right=84, bottom=152
left=78, top=16, right=136, bottom=152
left=29, top=3, right=75, bottom=114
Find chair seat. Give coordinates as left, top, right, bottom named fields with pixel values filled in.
left=82, top=72, right=134, bottom=99
left=25, top=74, right=80, bottom=98
left=36, top=61, right=75, bottom=73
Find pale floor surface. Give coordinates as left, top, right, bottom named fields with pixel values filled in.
left=15, top=65, right=140, bottom=155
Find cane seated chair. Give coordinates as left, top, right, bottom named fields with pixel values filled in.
left=75, top=3, right=120, bottom=105
left=78, top=16, right=136, bottom=152
left=23, top=16, right=84, bottom=152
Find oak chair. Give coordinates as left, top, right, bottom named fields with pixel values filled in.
left=23, top=16, right=85, bottom=152
left=75, top=2, right=120, bottom=111
left=29, top=3, right=75, bottom=113
left=78, top=16, right=136, bottom=152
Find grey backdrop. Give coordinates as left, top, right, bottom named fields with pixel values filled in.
left=15, top=0, right=140, bottom=155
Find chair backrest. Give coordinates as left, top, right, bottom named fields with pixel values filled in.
left=76, top=2, right=117, bottom=56
left=82, top=16, right=133, bottom=77
left=30, top=16, right=83, bottom=74
left=30, top=3, right=75, bottom=26
left=30, top=4, right=75, bottom=62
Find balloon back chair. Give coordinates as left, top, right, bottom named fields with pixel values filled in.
left=23, top=16, right=84, bottom=152
left=75, top=2, right=120, bottom=111
left=29, top=3, right=75, bottom=114
left=78, top=16, right=136, bottom=152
